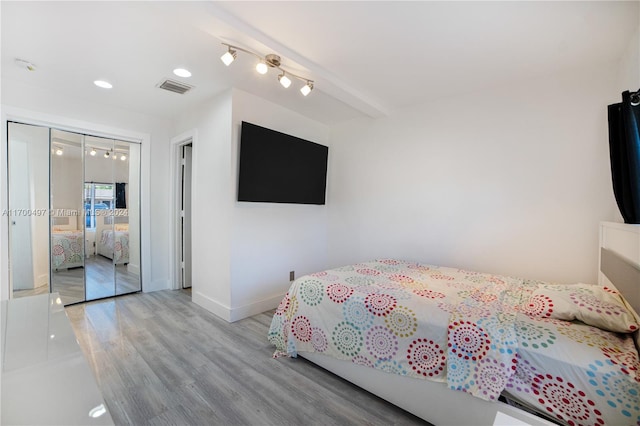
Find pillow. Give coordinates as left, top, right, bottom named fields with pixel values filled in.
left=115, top=224, right=129, bottom=231
left=522, top=283, right=639, bottom=333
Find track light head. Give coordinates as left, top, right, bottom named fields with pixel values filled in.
left=104, top=151, right=110, bottom=158
left=278, top=73, right=292, bottom=89
left=90, top=148, right=97, bottom=156
left=631, top=92, right=640, bottom=107
left=221, top=44, right=313, bottom=96
left=220, top=47, right=237, bottom=66
left=300, top=81, right=314, bottom=96
left=256, top=61, right=268, bottom=75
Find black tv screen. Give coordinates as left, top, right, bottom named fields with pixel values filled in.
left=238, top=122, right=328, bottom=205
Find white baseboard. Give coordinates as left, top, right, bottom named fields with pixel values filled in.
left=127, top=263, right=140, bottom=275
left=191, top=291, right=283, bottom=323
left=229, top=293, right=283, bottom=322
left=193, top=291, right=232, bottom=322
left=36, top=274, right=49, bottom=288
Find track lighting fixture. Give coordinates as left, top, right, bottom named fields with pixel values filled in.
left=220, top=46, right=237, bottom=66
left=104, top=151, right=110, bottom=159
left=300, top=81, right=314, bottom=97
left=256, top=61, right=268, bottom=75
left=278, top=72, right=292, bottom=89
left=90, top=148, right=97, bottom=156
left=220, top=43, right=314, bottom=97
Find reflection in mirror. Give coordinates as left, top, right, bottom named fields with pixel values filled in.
left=8, top=123, right=50, bottom=298
left=84, top=137, right=141, bottom=299
left=50, top=129, right=85, bottom=305
left=7, top=122, right=141, bottom=304
left=84, top=136, right=116, bottom=301
left=115, top=142, right=141, bottom=295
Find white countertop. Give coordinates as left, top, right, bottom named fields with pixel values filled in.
left=1, top=293, right=113, bottom=425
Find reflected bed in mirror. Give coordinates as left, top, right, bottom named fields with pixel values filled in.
left=8, top=122, right=142, bottom=305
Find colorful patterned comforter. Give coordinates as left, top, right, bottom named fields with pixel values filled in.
left=51, top=231, right=83, bottom=269
left=99, top=230, right=129, bottom=264
left=268, top=259, right=640, bottom=426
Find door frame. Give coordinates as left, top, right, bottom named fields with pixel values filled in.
left=1, top=106, right=151, bottom=300
left=169, top=129, right=197, bottom=291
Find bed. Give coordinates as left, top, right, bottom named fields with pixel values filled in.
left=269, top=227, right=640, bottom=425
left=95, top=210, right=129, bottom=265
left=51, top=214, right=84, bottom=271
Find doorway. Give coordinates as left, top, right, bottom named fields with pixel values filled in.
left=180, top=143, right=192, bottom=289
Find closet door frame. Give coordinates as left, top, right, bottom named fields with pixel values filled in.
left=1, top=107, right=151, bottom=300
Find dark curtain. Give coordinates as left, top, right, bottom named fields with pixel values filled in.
left=115, top=182, right=127, bottom=209
left=608, top=90, right=640, bottom=224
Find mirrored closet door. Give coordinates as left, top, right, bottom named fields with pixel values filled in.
left=7, top=122, right=141, bottom=305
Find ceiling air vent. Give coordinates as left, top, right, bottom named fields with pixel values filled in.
left=156, top=78, right=193, bottom=95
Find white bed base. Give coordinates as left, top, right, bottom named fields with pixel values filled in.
left=296, top=222, right=640, bottom=426
left=301, top=352, right=552, bottom=426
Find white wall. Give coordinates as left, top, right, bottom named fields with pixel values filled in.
left=327, top=62, right=620, bottom=285
left=174, top=88, right=329, bottom=321
left=619, top=22, right=640, bottom=91
left=1, top=80, right=171, bottom=299
left=230, top=89, right=330, bottom=320
left=613, top=17, right=640, bottom=223
left=51, top=153, right=83, bottom=210
left=84, top=154, right=130, bottom=183
left=174, top=90, right=234, bottom=318
left=6, top=123, right=50, bottom=291
left=29, top=130, right=49, bottom=289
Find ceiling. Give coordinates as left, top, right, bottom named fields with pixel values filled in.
left=1, top=1, right=638, bottom=125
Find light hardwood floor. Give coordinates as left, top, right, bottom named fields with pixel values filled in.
left=66, top=290, right=430, bottom=426
left=14, top=255, right=140, bottom=305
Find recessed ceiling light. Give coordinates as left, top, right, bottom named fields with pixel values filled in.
left=94, top=80, right=113, bottom=89
left=173, top=68, right=192, bottom=78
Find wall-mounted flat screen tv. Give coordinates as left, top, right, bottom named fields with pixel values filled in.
left=238, top=121, right=328, bottom=205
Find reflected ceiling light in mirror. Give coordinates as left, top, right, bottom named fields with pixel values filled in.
left=173, top=68, right=191, bottom=78
left=220, top=43, right=314, bottom=96
left=89, top=404, right=107, bottom=418
left=55, top=146, right=63, bottom=156
left=15, top=58, right=37, bottom=71
left=94, top=80, right=113, bottom=89
left=104, top=151, right=110, bottom=159
left=120, top=154, right=127, bottom=161
left=90, top=148, right=97, bottom=156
